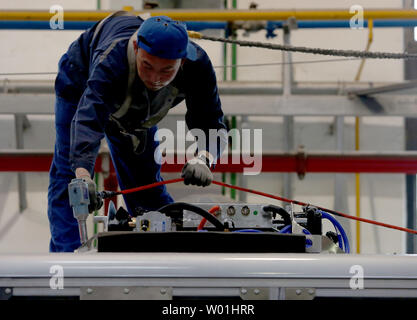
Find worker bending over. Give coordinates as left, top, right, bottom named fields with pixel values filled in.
left=48, top=12, right=227, bottom=252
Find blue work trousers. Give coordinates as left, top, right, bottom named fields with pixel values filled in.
left=47, top=96, right=174, bottom=252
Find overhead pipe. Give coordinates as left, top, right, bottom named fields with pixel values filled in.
left=1, top=9, right=417, bottom=21
left=267, top=19, right=417, bottom=29
left=3, top=151, right=417, bottom=174
left=2, top=19, right=417, bottom=30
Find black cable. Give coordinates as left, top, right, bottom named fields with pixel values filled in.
left=201, top=35, right=417, bottom=60
left=157, top=202, right=225, bottom=231
left=263, top=205, right=292, bottom=226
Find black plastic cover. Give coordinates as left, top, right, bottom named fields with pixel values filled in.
left=97, top=231, right=306, bottom=253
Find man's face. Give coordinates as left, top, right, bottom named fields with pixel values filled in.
left=135, top=46, right=182, bottom=91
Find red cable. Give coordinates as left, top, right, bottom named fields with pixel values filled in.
left=197, top=205, right=221, bottom=231
left=212, top=180, right=417, bottom=235
left=118, top=178, right=184, bottom=195
left=114, top=178, right=417, bottom=235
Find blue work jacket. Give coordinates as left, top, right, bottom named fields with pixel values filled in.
left=55, top=14, right=226, bottom=173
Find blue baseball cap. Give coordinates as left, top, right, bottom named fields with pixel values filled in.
left=137, top=16, right=197, bottom=61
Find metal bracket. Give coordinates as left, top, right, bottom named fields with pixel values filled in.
left=93, top=215, right=108, bottom=232
left=240, top=287, right=270, bottom=300
left=347, top=80, right=417, bottom=98
left=346, top=80, right=417, bottom=114
left=305, top=234, right=323, bottom=253
left=357, top=96, right=385, bottom=113
left=284, top=287, right=315, bottom=300
left=282, top=17, right=299, bottom=33
left=0, top=287, right=12, bottom=300
left=80, top=286, right=172, bottom=300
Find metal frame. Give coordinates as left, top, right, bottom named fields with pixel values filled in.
left=2, top=93, right=417, bottom=116
left=1, top=253, right=417, bottom=300
left=403, top=0, right=417, bottom=254
left=282, top=20, right=295, bottom=200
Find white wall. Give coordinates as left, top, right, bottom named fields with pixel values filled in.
left=0, top=0, right=405, bottom=82
left=0, top=0, right=411, bottom=254
left=210, top=0, right=404, bottom=82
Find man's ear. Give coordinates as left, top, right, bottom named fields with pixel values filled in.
left=133, top=40, right=138, bottom=54
left=181, top=58, right=186, bottom=67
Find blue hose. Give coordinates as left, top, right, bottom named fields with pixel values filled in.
left=318, top=210, right=350, bottom=253
left=337, top=234, right=343, bottom=250
left=279, top=224, right=292, bottom=234
left=233, top=229, right=262, bottom=233
left=278, top=214, right=350, bottom=253
left=279, top=225, right=312, bottom=248
left=279, top=225, right=312, bottom=236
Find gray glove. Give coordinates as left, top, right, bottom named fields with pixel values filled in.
left=81, top=176, right=103, bottom=212
left=181, top=154, right=213, bottom=187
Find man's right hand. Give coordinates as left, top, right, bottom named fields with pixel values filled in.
left=75, top=168, right=103, bottom=212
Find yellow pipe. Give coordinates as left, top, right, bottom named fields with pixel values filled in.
left=187, top=30, right=202, bottom=39
left=353, top=20, right=374, bottom=254
left=368, top=19, right=374, bottom=42
left=355, top=19, right=373, bottom=81
left=1, top=9, right=417, bottom=21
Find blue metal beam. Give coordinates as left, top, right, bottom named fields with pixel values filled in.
left=0, top=19, right=416, bottom=31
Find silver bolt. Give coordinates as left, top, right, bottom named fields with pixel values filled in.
left=241, top=206, right=250, bottom=216
left=86, top=288, right=93, bottom=294
left=241, top=288, right=247, bottom=295
left=308, top=289, right=315, bottom=295
left=4, top=288, right=11, bottom=294
left=295, top=289, right=302, bottom=295
left=124, top=288, right=130, bottom=294
left=227, top=206, right=236, bottom=216
left=160, top=288, right=167, bottom=295
left=254, top=288, right=260, bottom=295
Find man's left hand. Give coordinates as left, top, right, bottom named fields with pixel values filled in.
left=181, top=154, right=213, bottom=187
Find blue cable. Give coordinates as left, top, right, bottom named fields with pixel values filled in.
left=278, top=214, right=350, bottom=252
left=279, top=225, right=292, bottom=234
left=200, top=229, right=262, bottom=233
left=318, top=210, right=350, bottom=253
left=279, top=225, right=312, bottom=248
left=199, top=211, right=349, bottom=252
left=337, top=234, right=343, bottom=250
left=233, top=229, right=263, bottom=233
left=319, top=211, right=346, bottom=251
